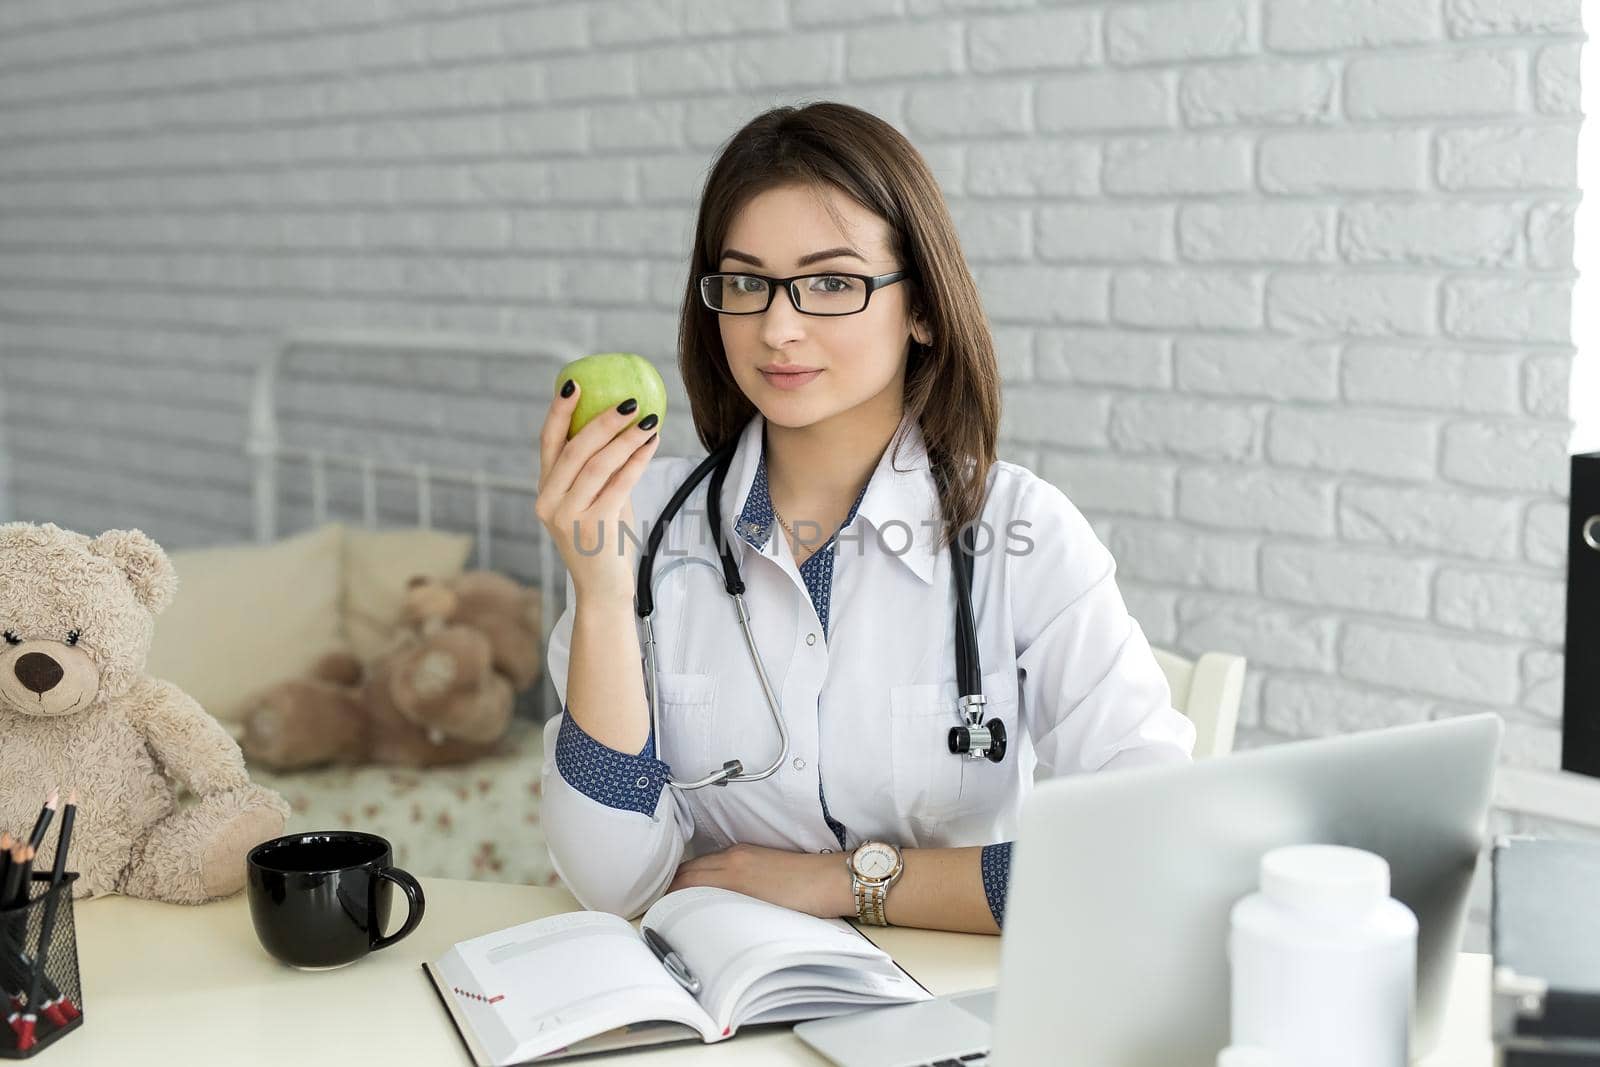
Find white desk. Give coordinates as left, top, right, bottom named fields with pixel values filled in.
left=46, top=877, right=1489, bottom=1065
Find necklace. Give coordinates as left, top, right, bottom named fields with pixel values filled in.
left=772, top=506, right=820, bottom=563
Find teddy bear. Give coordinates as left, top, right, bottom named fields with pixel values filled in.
left=0, top=522, right=291, bottom=903
left=238, top=570, right=542, bottom=771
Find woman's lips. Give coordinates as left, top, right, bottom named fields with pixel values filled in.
left=761, top=369, right=822, bottom=390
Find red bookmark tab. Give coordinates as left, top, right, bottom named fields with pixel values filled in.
left=722, top=1026, right=731, bottom=1037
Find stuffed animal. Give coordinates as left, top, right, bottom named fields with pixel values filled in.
left=239, top=570, right=541, bottom=771
left=0, top=523, right=290, bottom=903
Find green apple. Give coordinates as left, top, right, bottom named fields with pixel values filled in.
left=554, top=352, right=667, bottom=441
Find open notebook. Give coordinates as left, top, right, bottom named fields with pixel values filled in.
left=424, top=886, right=932, bottom=1064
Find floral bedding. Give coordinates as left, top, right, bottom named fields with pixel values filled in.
left=245, top=717, right=560, bottom=888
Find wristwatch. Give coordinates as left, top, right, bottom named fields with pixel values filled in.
left=846, top=840, right=904, bottom=926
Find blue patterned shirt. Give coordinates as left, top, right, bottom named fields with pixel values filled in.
left=552, top=439, right=1015, bottom=926
left=981, top=841, right=1013, bottom=927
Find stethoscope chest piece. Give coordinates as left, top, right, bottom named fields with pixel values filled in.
left=947, top=693, right=1007, bottom=763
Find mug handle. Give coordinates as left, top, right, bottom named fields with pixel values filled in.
left=369, top=867, right=426, bottom=952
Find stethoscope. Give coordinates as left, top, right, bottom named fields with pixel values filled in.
left=634, top=436, right=1007, bottom=791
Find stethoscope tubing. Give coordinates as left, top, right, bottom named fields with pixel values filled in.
left=640, top=555, right=791, bottom=788
left=633, top=433, right=985, bottom=791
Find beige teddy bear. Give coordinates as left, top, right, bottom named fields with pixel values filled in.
left=0, top=522, right=290, bottom=903
left=239, top=570, right=542, bottom=771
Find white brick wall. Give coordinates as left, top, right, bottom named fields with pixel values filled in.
left=0, top=2, right=1583, bottom=819
left=0, top=371, right=10, bottom=521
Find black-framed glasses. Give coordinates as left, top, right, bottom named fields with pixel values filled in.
left=698, top=270, right=908, bottom=316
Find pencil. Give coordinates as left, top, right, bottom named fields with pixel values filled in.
left=1, top=845, right=37, bottom=1050
left=0, top=940, right=27, bottom=1017
left=0, top=833, right=19, bottom=1014
left=0, top=909, right=65, bottom=1024
left=11, top=845, right=32, bottom=910
left=48, top=792, right=74, bottom=886
left=0, top=840, right=54, bottom=1023
left=25, top=790, right=58, bottom=852
left=0, top=844, right=25, bottom=911
left=28, top=790, right=79, bottom=1027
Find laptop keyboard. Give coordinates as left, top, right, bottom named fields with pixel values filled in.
left=920, top=1053, right=989, bottom=1066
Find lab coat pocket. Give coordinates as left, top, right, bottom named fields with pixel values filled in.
left=888, top=667, right=1018, bottom=822
left=651, top=670, right=717, bottom=779
left=950, top=667, right=1021, bottom=815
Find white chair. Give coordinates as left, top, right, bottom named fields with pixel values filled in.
left=1153, top=647, right=1246, bottom=759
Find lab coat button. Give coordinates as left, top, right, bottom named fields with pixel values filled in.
left=806, top=633, right=817, bottom=646
left=793, top=757, right=806, bottom=771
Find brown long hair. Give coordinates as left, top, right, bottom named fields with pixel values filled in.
left=676, top=101, right=1001, bottom=552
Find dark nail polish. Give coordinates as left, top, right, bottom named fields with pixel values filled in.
left=638, top=413, right=658, bottom=431
left=617, top=398, right=638, bottom=415
left=560, top=379, right=575, bottom=398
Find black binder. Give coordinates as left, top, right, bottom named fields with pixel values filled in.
left=1491, top=836, right=1600, bottom=1065
left=1565, top=451, right=1600, bottom=777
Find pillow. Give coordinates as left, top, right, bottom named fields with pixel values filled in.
left=343, top=526, right=474, bottom=662
left=146, top=522, right=347, bottom=724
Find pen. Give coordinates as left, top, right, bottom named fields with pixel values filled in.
left=641, top=925, right=701, bottom=996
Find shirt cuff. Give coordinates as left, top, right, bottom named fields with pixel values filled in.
left=980, top=841, right=1014, bottom=929
left=553, top=704, right=671, bottom=816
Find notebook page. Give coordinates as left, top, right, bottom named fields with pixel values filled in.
left=433, top=909, right=716, bottom=1063
left=641, top=887, right=924, bottom=1031
left=734, top=958, right=928, bottom=1022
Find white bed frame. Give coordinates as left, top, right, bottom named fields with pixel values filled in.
left=246, top=328, right=578, bottom=723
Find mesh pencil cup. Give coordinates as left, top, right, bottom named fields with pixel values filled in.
left=0, top=873, right=83, bottom=1058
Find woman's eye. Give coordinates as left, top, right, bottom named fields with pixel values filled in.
left=66, top=629, right=81, bottom=646
left=2, top=631, right=20, bottom=646
left=733, top=276, right=767, bottom=294
left=809, top=275, right=851, bottom=293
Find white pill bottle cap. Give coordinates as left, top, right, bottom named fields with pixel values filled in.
left=1259, top=844, right=1391, bottom=919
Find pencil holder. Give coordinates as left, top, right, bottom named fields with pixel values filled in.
left=0, top=874, right=82, bottom=1059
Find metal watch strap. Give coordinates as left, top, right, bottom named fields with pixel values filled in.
left=853, top=877, right=889, bottom=926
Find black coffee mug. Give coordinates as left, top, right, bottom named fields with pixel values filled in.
left=246, top=830, right=426, bottom=970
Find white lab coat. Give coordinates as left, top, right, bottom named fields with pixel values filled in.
left=540, top=410, right=1195, bottom=918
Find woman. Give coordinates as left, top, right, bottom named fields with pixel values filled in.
left=535, top=102, right=1194, bottom=934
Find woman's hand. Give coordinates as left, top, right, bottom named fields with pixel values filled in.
left=534, top=380, right=661, bottom=605
left=667, top=844, right=854, bottom=919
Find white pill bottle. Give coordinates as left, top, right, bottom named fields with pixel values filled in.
left=1227, top=844, right=1418, bottom=1067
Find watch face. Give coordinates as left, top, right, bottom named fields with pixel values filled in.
left=854, top=843, right=896, bottom=879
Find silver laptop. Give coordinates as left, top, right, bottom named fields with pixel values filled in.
left=795, top=712, right=1503, bottom=1067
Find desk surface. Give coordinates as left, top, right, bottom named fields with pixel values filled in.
left=48, top=877, right=1488, bottom=1065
